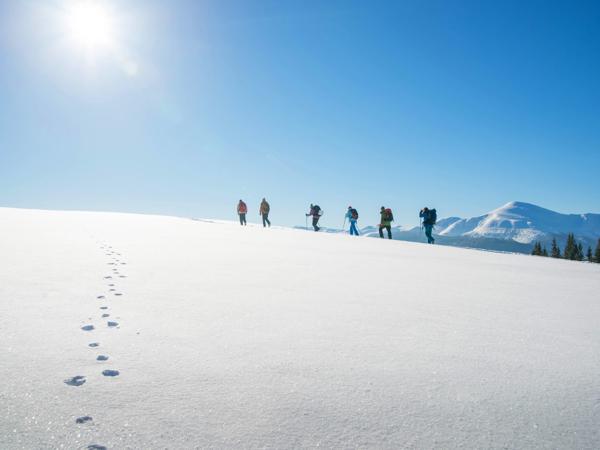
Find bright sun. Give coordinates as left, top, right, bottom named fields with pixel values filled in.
left=65, top=2, right=115, bottom=50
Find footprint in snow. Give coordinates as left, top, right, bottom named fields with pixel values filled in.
left=102, top=369, right=119, bottom=377
left=118, top=275, right=127, bottom=278
left=120, top=262, right=127, bottom=265
left=81, top=325, right=94, bottom=331
left=96, top=355, right=109, bottom=361
left=76, top=416, right=93, bottom=424
left=102, top=313, right=110, bottom=318
left=108, top=284, right=115, bottom=287
left=100, top=306, right=108, bottom=310
left=64, top=375, right=86, bottom=386
left=104, top=276, right=112, bottom=279
left=107, top=321, right=119, bottom=327
left=97, top=295, right=105, bottom=299
left=109, top=289, right=116, bottom=292
left=114, top=292, right=123, bottom=296
left=88, top=342, right=100, bottom=347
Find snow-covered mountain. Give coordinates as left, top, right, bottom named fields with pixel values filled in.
left=438, top=201, right=600, bottom=244
left=361, top=202, right=600, bottom=253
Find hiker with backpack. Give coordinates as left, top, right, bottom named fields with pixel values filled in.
left=237, top=199, right=248, bottom=226
left=259, top=198, right=271, bottom=227
left=306, top=204, right=322, bottom=232
left=345, top=206, right=360, bottom=236
left=419, top=207, right=437, bottom=244
left=379, top=206, right=393, bottom=239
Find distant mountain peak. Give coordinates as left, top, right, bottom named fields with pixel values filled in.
left=492, top=201, right=549, bottom=214
left=438, top=201, right=600, bottom=246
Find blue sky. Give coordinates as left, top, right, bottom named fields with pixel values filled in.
left=1, top=0, right=599, bottom=228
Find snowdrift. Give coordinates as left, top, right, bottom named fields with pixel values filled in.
left=1, top=207, right=599, bottom=449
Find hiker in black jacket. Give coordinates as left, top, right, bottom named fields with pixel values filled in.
left=306, top=204, right=322, bottom=231
left=419, top=207, right=437, bottom=244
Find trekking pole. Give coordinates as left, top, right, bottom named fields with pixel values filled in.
left=305, top=215, right=308, bottom=231
left=342, top=217, right=346, bottom=232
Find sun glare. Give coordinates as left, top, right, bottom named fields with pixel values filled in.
left=66, top=2, right=115, bottom=50
left=54, top=1, right=139, bottom=76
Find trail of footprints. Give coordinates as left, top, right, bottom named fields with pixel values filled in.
left=64, top=242, right=130, bottom=450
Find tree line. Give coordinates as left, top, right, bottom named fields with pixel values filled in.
left=531, top=234, right=600, bottom=263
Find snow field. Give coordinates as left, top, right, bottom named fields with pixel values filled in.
left=1, top=207, right=599, bottom=449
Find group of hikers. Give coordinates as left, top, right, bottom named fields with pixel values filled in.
left=236, top=199, right=438, bottom=244
left=237, top=198, right=271, bottom=227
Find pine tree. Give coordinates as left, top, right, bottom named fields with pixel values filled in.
left=531, top=242, right=542, bottom=256
left=564, top=233, right=577, bottom=260
left=576, top=243, right=584, bottom=261
left=587, top=246, right=593, bottom=262
left=595, top=239, right=600, bottom=263
left=542, top=246, right=548, bottom=257
left=550, top=238, right=561, bottom=258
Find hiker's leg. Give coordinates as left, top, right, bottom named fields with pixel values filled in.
left=379, top=226, right=384, bottom=238
left=387, top=225, right=392, bottom=239
left=425, top=225, right=433, bottom=243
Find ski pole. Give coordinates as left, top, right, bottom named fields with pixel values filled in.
left=305, top=215, right=308, bottom=231
left=342, top=218, right=346, bottom=232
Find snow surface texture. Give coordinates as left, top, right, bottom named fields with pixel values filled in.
left=1, top=207, right=600, bottom=449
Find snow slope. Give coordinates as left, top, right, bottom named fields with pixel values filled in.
left=1, top=207, right=600, bottom=449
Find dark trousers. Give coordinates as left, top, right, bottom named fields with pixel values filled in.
left=262, top=214, right=271, bottom=227
left=239, top=213, right=246, bottom=225
left=424, top=224, right=435, bottom=244
left=379, top=225, right=392, bottom=239
left=312, top=217, right=320, bottom=231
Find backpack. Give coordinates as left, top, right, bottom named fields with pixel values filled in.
left=313, top=205, right=323, bottom=216
left=239, top=202, right=247, bottom=214
left=429, top=208, right=437, bottom=225
left=384, top=208, right=394, bottom=222
left=350, top=208, right=358, bottom=220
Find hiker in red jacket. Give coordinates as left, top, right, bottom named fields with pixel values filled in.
left=237, top=200, right=248, bottom=226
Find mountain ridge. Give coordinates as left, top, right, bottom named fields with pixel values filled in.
left=357, top=201, right=600, bottom=253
